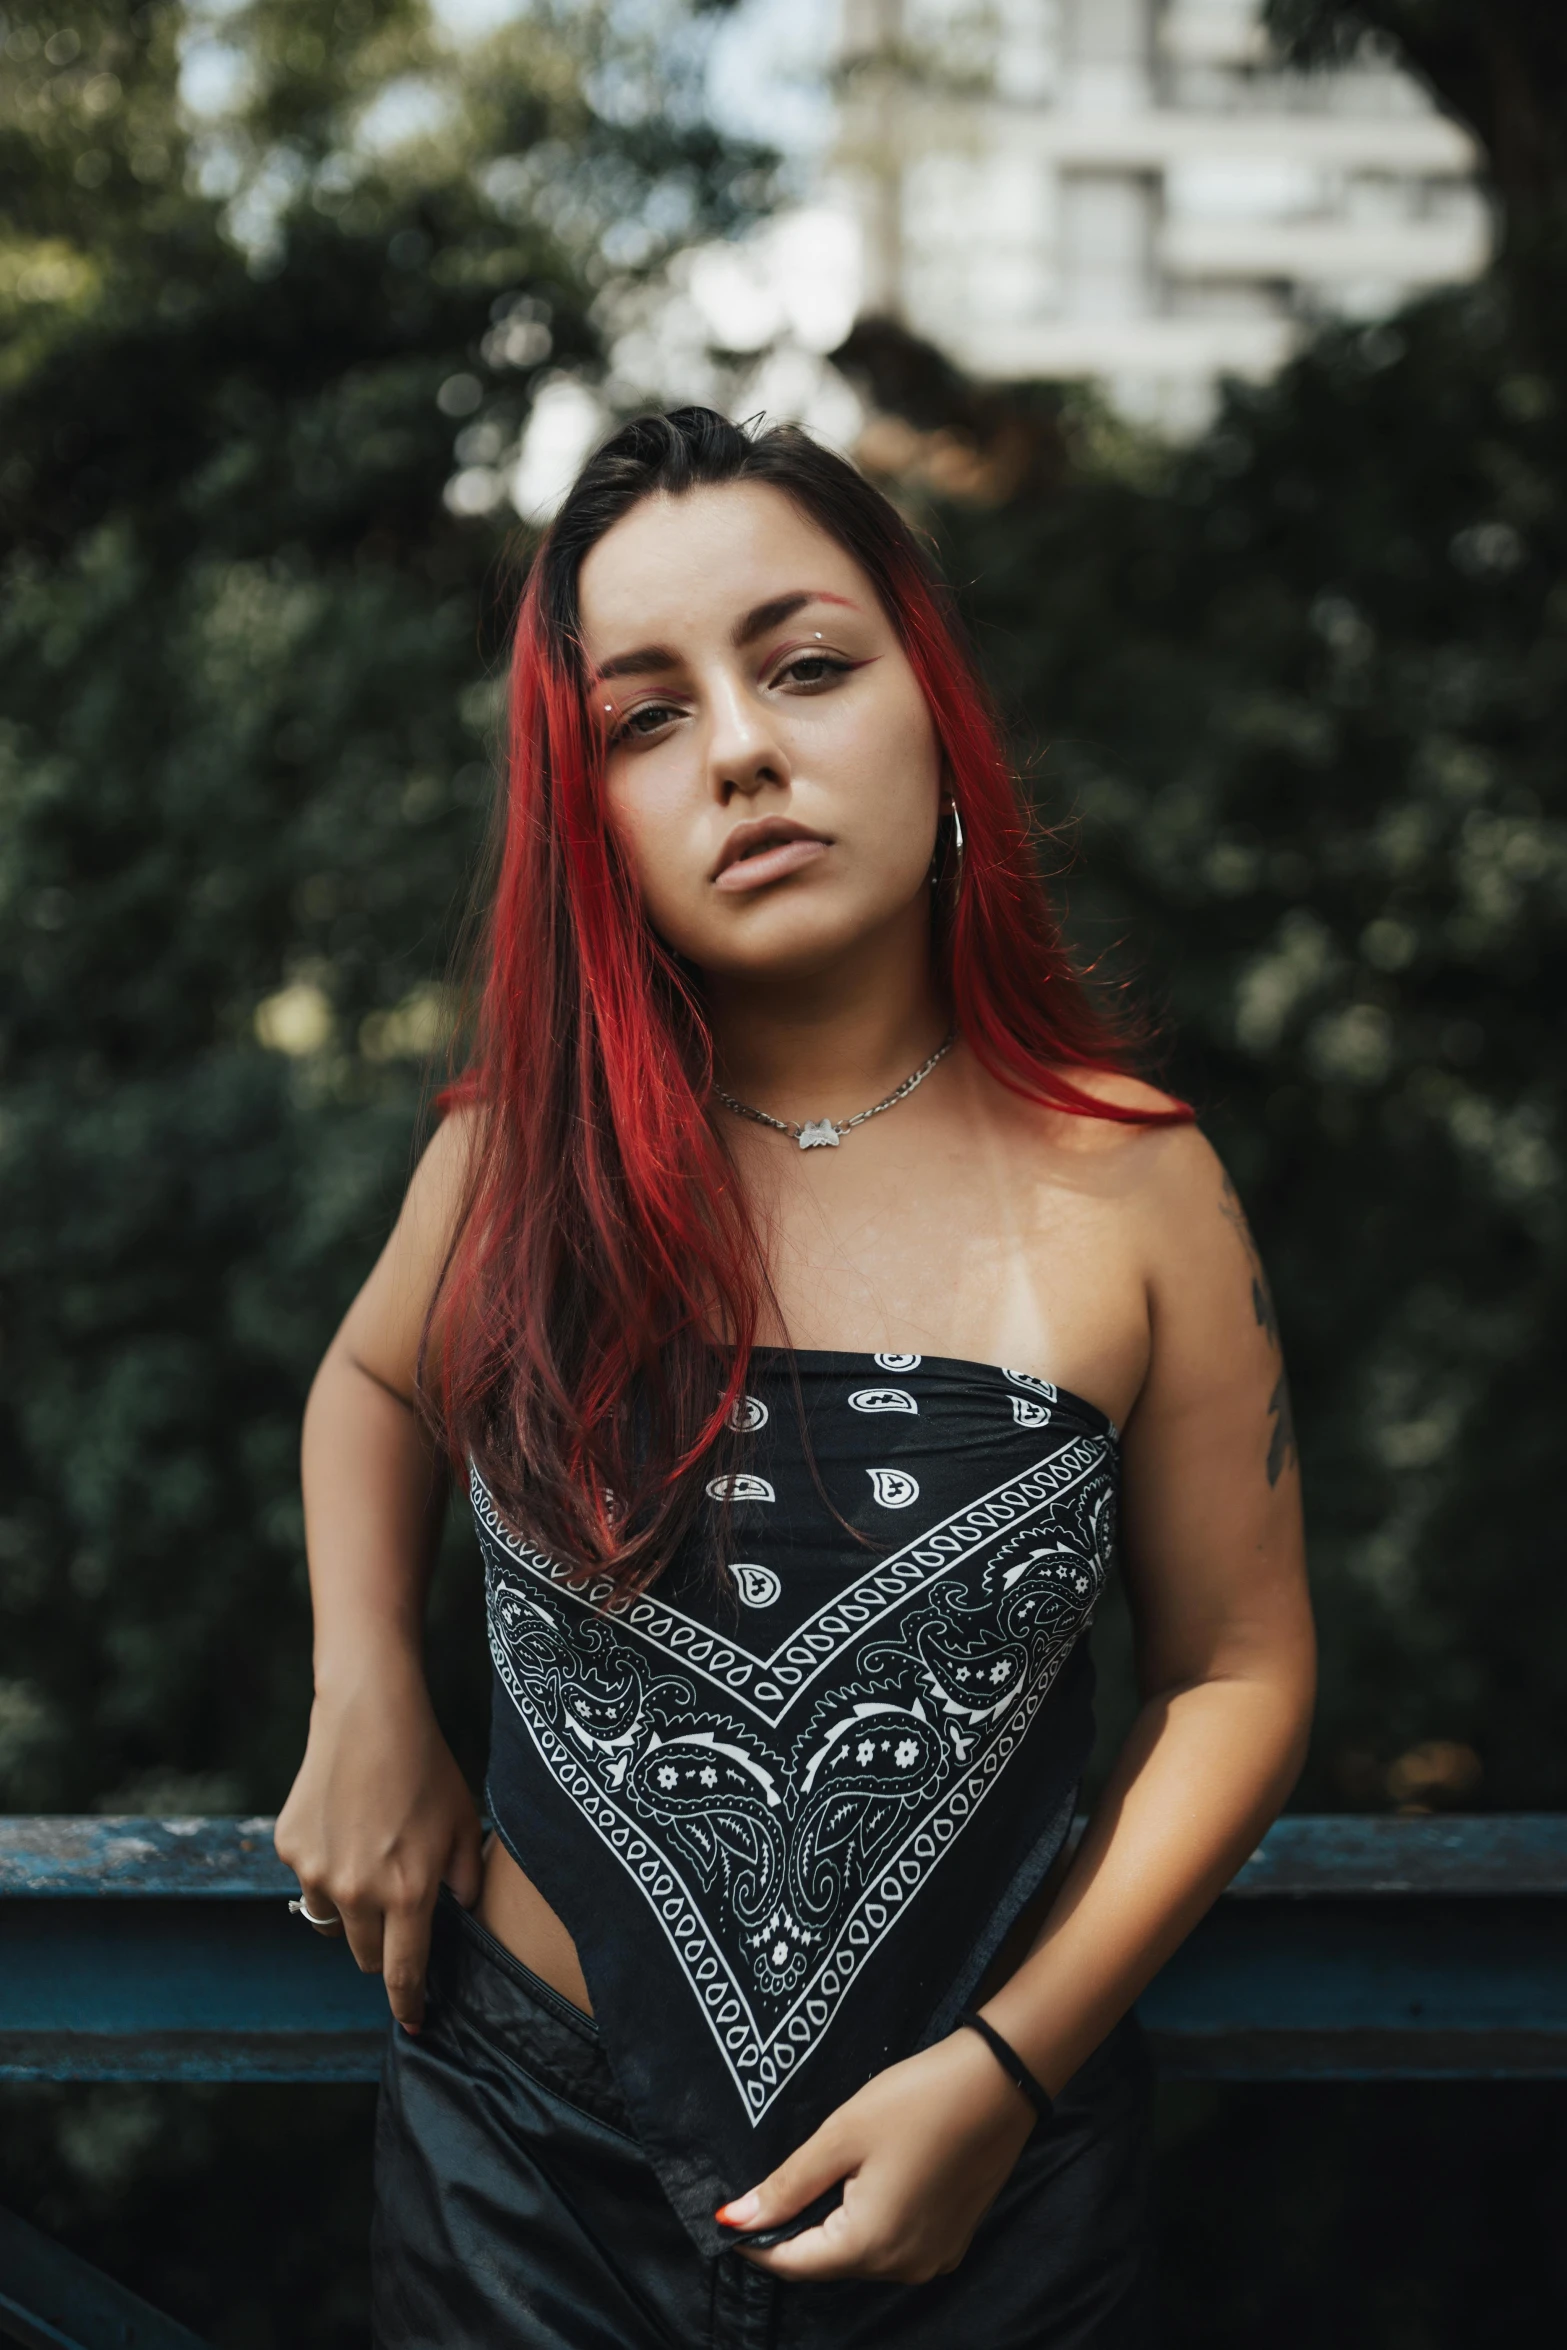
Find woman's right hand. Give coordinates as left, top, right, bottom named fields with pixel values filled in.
left=274, top=1646, right=484, bottom=2033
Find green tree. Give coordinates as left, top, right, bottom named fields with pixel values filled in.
left=837, top=12, right=1567, bottom=2342
left=0, top=1, right=767, bottom=2335
left=837, top=0, right=1567, bottom=1821
left=0, top=0, right=768, bottom=1817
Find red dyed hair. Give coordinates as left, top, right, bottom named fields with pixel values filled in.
left=425, top=408, right=1188, bottom=1592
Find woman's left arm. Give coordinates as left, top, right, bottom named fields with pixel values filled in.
left=727, top=1127, right=1314, bottom=2281
left=979, top=1127, right=1314, bottom=2088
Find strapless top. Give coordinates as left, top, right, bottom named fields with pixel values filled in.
left=477, top=1350, right=1118, bottom=2253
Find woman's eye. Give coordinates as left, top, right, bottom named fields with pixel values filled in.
left=617, top=700, right=681, bottom=741
left=777, top=653, right=850, bottom=689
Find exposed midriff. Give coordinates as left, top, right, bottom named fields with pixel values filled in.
left=475, top=1814, right=1076, bottom=2025
left=478, top=1831, right=594, bottom=2013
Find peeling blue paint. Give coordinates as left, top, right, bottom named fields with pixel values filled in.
left=0, top=1815, right=294, bottom=1899
left=2, top=1817, right=1566, bottom=2084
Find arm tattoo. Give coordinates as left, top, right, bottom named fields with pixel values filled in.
left=1220, top=1175, right=1298, bottom=1487
left=1265, top=1371, right=1297, bottom=1489
left=1250, top=1274, right=1278, bottom=1350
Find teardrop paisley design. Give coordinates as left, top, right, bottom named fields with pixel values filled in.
left=874, top=1353, right=922, bottom=1372
left=706, top=1473, right=776, bottom=1502
left=728, top=1394, right=770, bottom=1433
left=1004, top=1368, right=1059, bottom=1403
left=848, top=1387, right=918, bottom=1415
left=1010, top=1395, right=1051, bottom=1428
left=729, top=1562, right=782, bottom=1608
left=477, top=1375, right=1115, bottom=2126
left=867, top=1467, right=920, bottom=1509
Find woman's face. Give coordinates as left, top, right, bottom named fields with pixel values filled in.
left=575, top=481, right=943, bottom=983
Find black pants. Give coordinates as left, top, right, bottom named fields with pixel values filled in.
left=372, top=1887, right=1156, bottom=2349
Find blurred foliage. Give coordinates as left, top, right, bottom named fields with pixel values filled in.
left=840, top=0, right=1567, bottom=1827
left=0, top=0, right=769, bottom=1828
left=1, top=0, right=1565, bottom=2340
left=0, top=0, right=766, bottom=2336
left=936, top=281, right=1567, bottom=1816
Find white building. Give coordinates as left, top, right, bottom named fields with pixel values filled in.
left=831, top=0, right=1489, bottom=431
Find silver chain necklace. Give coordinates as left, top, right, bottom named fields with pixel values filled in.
left=713, top=1030, right=957, bottom=1151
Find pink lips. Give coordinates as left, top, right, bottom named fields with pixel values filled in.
left=713, top=822, right=830, bottom=895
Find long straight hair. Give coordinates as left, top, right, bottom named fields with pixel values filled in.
left=425, top=407, right=1187, bottom=1593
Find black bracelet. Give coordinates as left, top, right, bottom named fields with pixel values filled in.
left=956, top=2009, right=1054, bottom=2122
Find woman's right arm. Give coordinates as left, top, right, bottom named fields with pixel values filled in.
left=273, top=1111, right=484, bottom=2033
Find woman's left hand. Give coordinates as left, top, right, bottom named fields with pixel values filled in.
left=717, top=2028, right=1040, bottom=2283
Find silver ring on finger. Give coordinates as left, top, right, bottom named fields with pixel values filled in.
left=289, top=1895, right=341, bottom=1930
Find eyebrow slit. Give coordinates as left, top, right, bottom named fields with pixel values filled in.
left=733, top=590, right=858, bottom=648
left=593, top=590, right=861, bottom=682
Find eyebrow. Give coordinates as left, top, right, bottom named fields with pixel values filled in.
left=734, top=589, right=857, bottom=647
left=592, top=590, right=859, bottom=683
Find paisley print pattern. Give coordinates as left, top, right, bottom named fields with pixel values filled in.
left=866, top=1466, right=920, bottom=1508
left=847, top=1386, right=918, bottom=1415
left=706, top=1472, right=776, bottom=1502
left=479, top=1355, right=1116, bottom=2126
left=729, top=1562, right=782, bottom=1608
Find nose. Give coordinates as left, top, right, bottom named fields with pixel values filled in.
left=702, top=666, right=790, bottom=805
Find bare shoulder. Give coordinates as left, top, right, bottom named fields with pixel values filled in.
left=385, top=1102, right=490, bottom=1300
left=399, top=1101, right=485, bottom=1241
left=1023, top=1064, right=1203, bottom=1186
left=1104, top=1106, right=1281, bottom=1363
left=1023, top=1064, right=1244, bottom=1267
left=330, top=1103, right=489, bottom=1391
left=1060, top=1065, right=1185, bottom=1116
left=1054, top=1065, right=1189, bottom=1127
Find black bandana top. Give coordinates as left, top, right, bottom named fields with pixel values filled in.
left=478, top=1350, right=1118, bottom=2253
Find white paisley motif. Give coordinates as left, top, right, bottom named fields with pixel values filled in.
left=706, top=1473, right=776, bottom=1502
left=867, top=1467, right=920, bottom=1509
left=729, top=1562, right=782, bottom=1608
left=476, top=1423, right=1114, bottom=2126
left=1005, top=1368, right=1060, bottom=1403
left=873, top=1353, right=922, bottom=1372
left=1010, top=1395, right=1051, bottom=1428
left=848, top=1387, right=918, bottom=1415
left=727, top=1394, right=770, bottom=1433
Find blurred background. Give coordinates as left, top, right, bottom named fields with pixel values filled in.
left=1, top=0, right=1563, bottom=2339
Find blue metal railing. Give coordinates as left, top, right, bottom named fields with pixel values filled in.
left=2, top=1813, right=1566, bottom=2343
left=5, top=1813, right=1566, bottom=2083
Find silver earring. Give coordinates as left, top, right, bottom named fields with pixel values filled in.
left=931, top=802, right=965, bottom=890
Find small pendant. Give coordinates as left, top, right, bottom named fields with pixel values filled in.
left=797, top=1120, right=842, bottom=1150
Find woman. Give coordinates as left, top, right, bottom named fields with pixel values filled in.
left=275, top=406, right=1313, bottom=2348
